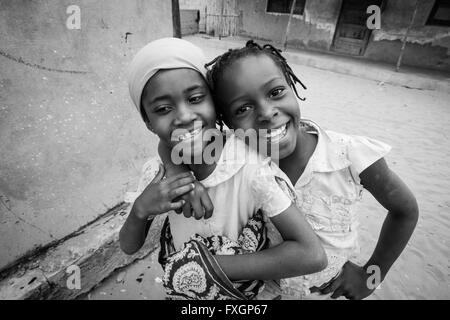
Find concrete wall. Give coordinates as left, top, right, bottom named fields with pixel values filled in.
left=237, top=0, right=342, bottom=51
left=365, top=0, right=450, bottom=72
left=0, top=0, right=171, bottom=272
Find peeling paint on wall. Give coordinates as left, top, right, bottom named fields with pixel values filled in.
left=373, top=29, right=450, bottom=46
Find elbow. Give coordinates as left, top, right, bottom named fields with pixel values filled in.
left=312, top=247, right=328, bottom=272
left=410, top=197, right=419, bottom=224
left=120, top=243, right=138, bottom=256
left=119, top=230, right=139, bottom=255
left=304, top=240, right=328, bottom=273
left=395, top=195, right=419, bottom=226
left=289, top=241, right=328, bottom=276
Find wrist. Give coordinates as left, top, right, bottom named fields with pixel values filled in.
left=363, top=261, right=387, bottom=282
left=132, top=202, right=152, bottom=221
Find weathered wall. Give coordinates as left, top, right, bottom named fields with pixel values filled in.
left=0, top=0, right=171, bottom=271
left=179, top=0, right=207, bottom=32
left=181, top=9, right=200, bottom=36
left=365, top=0, right=450, bottom=72
left=237, top=0, right=449, bottom=72
left=237, top=0, right=342, bottom=51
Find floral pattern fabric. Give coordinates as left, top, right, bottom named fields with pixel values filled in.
left=159, top=210, right=268, bottom=300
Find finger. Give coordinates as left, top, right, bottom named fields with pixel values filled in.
left=190, top=193, right=204, bottom=220
left=345, top=293, right=357, bottom=300
left=168, top=184, right=195, bottom=200
left=163, top=171, right=194, bottom=185
left=162, top=199, right=186, bottom=212
left=330, top=286, right=346, bottom=299
left=309, top=286, right=321, bottom=293
left=168, top=176, right=195, bottom=189
left=320, top=277, right=342, bottom=295
left=182, top=201, right=192, bottom=218
left=200, top=192, right=214, bottom=219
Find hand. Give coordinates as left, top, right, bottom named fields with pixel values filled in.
left=310, top=261, right=376, bottom=300
left=175, top=180, right=214, bottom=220
left=133, top=165, right=196, bottom=220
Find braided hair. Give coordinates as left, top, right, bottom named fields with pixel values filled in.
left=205, top=40, right=307, bottom=129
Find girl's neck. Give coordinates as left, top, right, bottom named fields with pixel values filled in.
left=186, top=133, right=225, bottom=181
left=188, top=162, right=216, bottom=181
left=279, top=127, right=317, bottom=185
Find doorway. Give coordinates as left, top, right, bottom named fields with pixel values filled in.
left=332, top=0, right=382, bottom=56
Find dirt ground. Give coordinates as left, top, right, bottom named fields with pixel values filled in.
left=86, top=37, right=450, bottom=300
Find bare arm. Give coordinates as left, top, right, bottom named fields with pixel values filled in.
left=119, top=168, right=195, bottom=255
left=215, top=203, right=327, bottom=280
left=360, top=158, right=418, bottom=279
left=119, top=205, right=153, bottom=255
left=318, top=158, right=418, bottom=299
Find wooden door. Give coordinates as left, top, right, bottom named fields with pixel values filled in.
left=332, top=0, right=381, bottom=56
left=206, top=0, right=239, bottom=37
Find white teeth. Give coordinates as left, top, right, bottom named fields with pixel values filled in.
left=177, top=128, right=202, bottom=141
left=261, top=123, right=288, bottom=142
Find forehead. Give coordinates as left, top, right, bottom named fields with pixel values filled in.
left=220, top=54, right=285, bottom=87
left=143, top=68, right=207, bottom=99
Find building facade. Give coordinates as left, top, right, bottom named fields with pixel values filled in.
left=182, top=0, right=450, bottom=72
left=239, top=0, right=450, bottom=72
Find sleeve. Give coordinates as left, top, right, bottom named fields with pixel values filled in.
left=124, top=157, right=164, bottom=203
left=250, top=161, right=294, bottom=218
left=347, top=135, right=392, bottom=181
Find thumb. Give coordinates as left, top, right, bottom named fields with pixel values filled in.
left=150, top=163, right=165, bottom=184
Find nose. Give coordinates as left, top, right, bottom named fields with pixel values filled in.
left=173, top=103, right=196, bottom=127
left=257, top=101, right=279, bottom=124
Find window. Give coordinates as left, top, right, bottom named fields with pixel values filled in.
left=426, top=0, right=450, bottom=26
left=266, top=0, right=306, bottom=15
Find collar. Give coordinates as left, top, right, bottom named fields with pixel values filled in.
left=200, top=132, right=260, bottom=188
left=296, top=119, right=351, bottom=186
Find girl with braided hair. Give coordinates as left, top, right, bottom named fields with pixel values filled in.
left=163, top=39, right=418, bottom=300
left=209, top=40, right=418, bottom=300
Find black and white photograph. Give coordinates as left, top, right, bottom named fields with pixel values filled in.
left=0, top=0, right=449, bottom=303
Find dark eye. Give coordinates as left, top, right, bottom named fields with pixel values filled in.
left=269, top=87, right=285, bottom=98
left=189, top=94, right=205, bottom=104
left=154, top=105, right=172, bottom=114
left=235, top=105, right=252, bottom=115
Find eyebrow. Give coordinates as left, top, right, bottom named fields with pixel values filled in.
left=227, top=76, right=283, bottom=106
left=183, top=84, right=204, bottom=94
left=148, top=84, right=205, bottom=105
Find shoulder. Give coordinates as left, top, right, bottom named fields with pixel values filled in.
left=326, top=130, right=392, bottom=176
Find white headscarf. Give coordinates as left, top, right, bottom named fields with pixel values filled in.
left=127, top=37, right=208, bottom=120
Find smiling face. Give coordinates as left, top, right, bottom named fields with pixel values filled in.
left=141, top=68, right=216, bottom=158
left=215, top=54, right=301, bottom=160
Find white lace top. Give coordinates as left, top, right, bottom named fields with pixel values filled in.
left=127, top=133, right=296, bottom=251
left=279, top=120, right=392, bottom=298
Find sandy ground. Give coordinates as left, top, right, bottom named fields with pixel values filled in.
left=85, top=39, right=450, bottom=300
